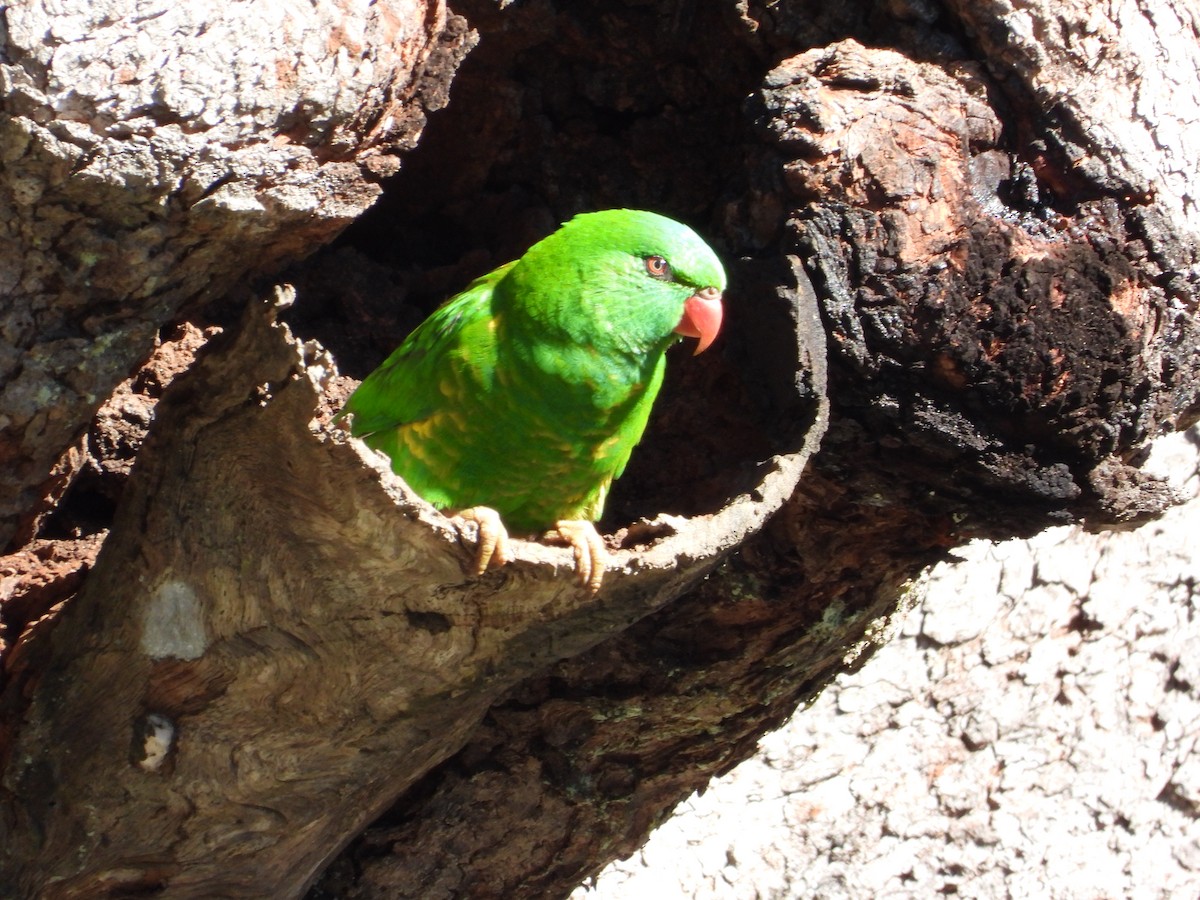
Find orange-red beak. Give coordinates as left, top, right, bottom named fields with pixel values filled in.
left=674, top=287, right=723, bottom=354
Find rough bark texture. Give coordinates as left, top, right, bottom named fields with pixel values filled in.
left=0, top=0, right=475, bottom=548
left=577, top=428, right=1200, bottom=898
left=2, top=0, right=1199, bottom=897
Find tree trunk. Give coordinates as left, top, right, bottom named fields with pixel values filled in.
left=0, top=0, right=473, bottom=548
left=2, top=1, right=1198, bottom=897
left=578, top=429, right=1200, bottom=897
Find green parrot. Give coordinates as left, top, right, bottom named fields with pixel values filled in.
left=340, top=209, right=726, bottom=591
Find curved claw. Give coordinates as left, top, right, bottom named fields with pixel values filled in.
left=452, top=510, right=607, bottom=592
left=549, top=519, right=608, bottom=594
left=454, top=506, right=511, bottom=576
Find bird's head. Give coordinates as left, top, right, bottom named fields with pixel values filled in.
left=500, top=209, right=727, bottom=358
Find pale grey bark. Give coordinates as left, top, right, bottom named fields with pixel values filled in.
left=0, top=0, right=468, bottom=547
left=577, top=428, right=1200, bottom=899
left=948, top=0, right=1200, bottom=245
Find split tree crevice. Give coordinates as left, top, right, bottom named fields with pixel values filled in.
left=2, top=1, right=1199, bottom=897
left=0, top=268, right=825, bottom=895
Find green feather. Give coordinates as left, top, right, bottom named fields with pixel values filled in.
left=341, top=209, right=726, bottom=532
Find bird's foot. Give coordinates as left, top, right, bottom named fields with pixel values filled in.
left=452, top=510, right=607, bottom=593
left=454, top=506, right=511, bottom=576
left=546, top=520, right=608, bottom=594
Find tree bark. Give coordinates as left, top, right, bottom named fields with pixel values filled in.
left=2, top=1, right=1199, bottom=897
left=579, top=430, right=1200, bottom=897
left=0, top=0, right=474, bottom=548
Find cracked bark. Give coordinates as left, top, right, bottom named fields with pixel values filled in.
left=0, top=0, right=474, bottom=548
left=1, top=1, right=1198, bottom=897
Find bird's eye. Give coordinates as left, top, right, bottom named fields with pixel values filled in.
left=645, top=256, right=671, bottom=280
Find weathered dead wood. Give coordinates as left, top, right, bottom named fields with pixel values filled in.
left=0, top=272, right=826, bottom=896
left=0, top=0, right=475, bottom=548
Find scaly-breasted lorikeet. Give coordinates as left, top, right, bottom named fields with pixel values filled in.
left=340, top=209, right=726, bottom=591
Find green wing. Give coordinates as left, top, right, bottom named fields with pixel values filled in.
left=342, top=263, right=512, bottom=437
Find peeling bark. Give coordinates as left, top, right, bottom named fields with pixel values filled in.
left=757, top=39, right=1192, bottom=531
